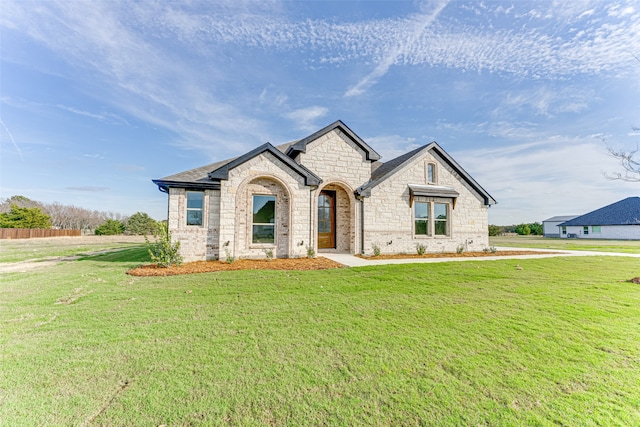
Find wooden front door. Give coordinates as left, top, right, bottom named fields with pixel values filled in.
left=318, top=191, right=336, bottom=249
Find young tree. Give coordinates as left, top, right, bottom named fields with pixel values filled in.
left=126, top=212, right=157, bottom=235
left=0, top=204, right=52, bottom=228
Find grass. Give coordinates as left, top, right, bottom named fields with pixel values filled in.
left=0, top=237, right=144, bottom=263
left=491, top=235, right=640, bottom=254
left=1, top=247, right=640, bottom=425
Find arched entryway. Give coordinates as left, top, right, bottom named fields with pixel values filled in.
left=317, top=183, right=355, bottom=253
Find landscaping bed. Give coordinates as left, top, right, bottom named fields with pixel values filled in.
left=127, top=256, right=344, bottom=276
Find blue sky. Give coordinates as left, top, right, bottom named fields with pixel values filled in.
left=1, top=0, right=639, bottom=224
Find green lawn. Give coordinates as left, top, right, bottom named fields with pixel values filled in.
left=491, top=235, right=640, bottom=254
left=1, top=247, right=640, bottom=425
left=0, top=237, right=145, bottom=263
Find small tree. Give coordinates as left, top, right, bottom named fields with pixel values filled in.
left=126, top=212, right=157, bottom=235
left=0, top=204, right=52, bottom=228
left=529, top=222, right=543, bottom=236
left=95, top=219, right=125, bottom=235
left=514, top=223, right=531, bottom=236
left=488, top=224, right=501, bottom=236
left=145, top=222, right=182, bottom=267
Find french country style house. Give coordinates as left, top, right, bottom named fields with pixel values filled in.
left=153, top=120, right=496, bottom=261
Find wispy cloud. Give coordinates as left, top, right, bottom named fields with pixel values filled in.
left=284, top=106, right=329, bottom=131
left=345, top=1, right=450, bottom=97
left=66, top=186, right=110, bottom=192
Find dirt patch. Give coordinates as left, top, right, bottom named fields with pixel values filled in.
left=357, top=250, right=561, bottom=260
left=127, top=257, right=344, bottom=276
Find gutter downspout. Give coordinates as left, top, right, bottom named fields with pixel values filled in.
left=359, top=195, right=365, bottom=254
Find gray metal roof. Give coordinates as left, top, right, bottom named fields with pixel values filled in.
left=559, top=197, right=640, bottom=226
left=542, top=215, right=579, bottom=223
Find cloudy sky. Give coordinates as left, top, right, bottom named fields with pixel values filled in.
left=1, top=0, right=639, bottom=224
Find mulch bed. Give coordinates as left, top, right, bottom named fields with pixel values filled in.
left=357, top=250, right=561, bottom=260
left=127, top=257, right=344, bottom=276
left=128, top=250, right=563, bottom=276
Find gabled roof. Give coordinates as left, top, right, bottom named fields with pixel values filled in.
left=208, top=142, right=321, bottom=186
left=542, top=215, right=579, bottom=223
left=356, top=142, right=496, bottom=206
left=152, top=142, right=321, bottom=192
left=559, top=197, right=640, bottom=226
left=286, top=120, right=381, bottom=161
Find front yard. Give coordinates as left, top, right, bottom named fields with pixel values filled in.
left=1, top=244, right=639, bottom=425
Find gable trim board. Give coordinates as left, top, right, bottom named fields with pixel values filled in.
left=153, top=120, right=496, bottom=261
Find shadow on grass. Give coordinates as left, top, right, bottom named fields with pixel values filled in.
left=77, top=246, right=151, bottom=263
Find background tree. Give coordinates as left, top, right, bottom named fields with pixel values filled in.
left=488, top=224, right=501, bottom=236
left=126, top=212, right=157, bottom=235
left=94, top=219, right=125, bottom=235
left=514, top=223, right=531, bottom=236
left=0, top=204, right=52, bottom=228
left=605, top=132, right=640, bottom=182
left=528, top=222, right=543, bottom=236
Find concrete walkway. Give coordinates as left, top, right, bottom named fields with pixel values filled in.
left=321, top=247, right=640, bottom=267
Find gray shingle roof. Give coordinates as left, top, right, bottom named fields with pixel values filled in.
left=559, top=197, right=640, bottom=226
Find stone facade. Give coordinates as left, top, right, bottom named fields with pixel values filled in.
left=156, top=120, right=495, bottom=261
left=363, top=151, right=489, bottom=256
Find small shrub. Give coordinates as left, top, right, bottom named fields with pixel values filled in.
left=372, top=243, right=381, bottom=257
left=264, top=248, right=274, bottom=261
left=145, top=222, right=182, bottom=267
left=306, top=245, right=316, bottom=258
left=490, top=246, right=497, bottom=254
left=224, top=248, right=235, bottom=264
left=416, top=243, right=426, bottom=255
left=456, top=244, right=465, bottom=254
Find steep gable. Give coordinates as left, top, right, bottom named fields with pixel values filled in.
left=357, top=142, right=496, bottom=206
left=285, top=120, right=381, bottom=161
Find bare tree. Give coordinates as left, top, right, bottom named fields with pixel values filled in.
left=605, top=127, right=640, bottom=182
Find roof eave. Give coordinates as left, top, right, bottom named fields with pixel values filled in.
left=208, top=142, right=322, bottom=186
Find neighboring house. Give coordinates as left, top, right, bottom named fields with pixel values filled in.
left=152, top=120, right=497, bottom=261
left=542, top=215, right=578, bottom=238
left=558, top=197, right=640, bottom=239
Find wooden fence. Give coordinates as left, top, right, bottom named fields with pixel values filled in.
left=0, top=228, right=82, bottom=239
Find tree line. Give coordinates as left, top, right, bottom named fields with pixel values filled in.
left=0, top=195, right=158, bottom=235
left=489, top=222, right=543, bottom=236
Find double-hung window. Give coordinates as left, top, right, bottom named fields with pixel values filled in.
left=252, top=195, right=276, bottom=244
left=414, top=202, right=430, bottom=235
left=583, top=226, right=589, bottom=235
left=434, top=203, right=449, bottom=236
left=186, top=191, right=204, bottom=226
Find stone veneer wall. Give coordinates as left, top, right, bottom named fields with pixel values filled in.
left=295, top=129, right=373, bottom=191
left=362, top=150, right=489, bottom=255
left=234, top=177, right=290, bottom=258
left=168, top=188, right=220, bottom=262
left=219, top=152, right=312, bottom=259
